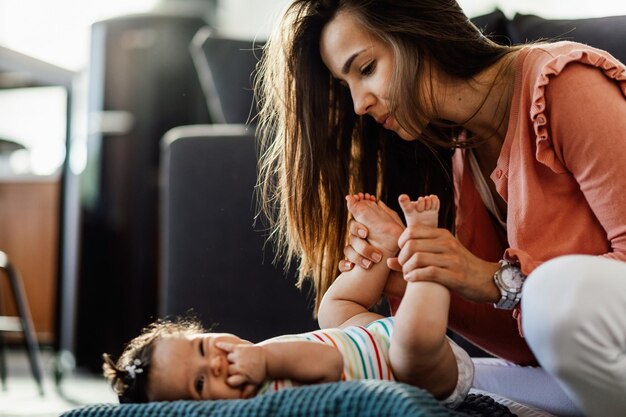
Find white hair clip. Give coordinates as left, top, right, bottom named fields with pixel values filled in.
left=125, top=358, right=144, bottom=379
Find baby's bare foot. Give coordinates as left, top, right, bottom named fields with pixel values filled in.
left=398, top=194, right=440, bottom=228
left=346, top=193, right=402, bottom=254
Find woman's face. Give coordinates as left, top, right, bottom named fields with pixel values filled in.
left=148, top=332, right=250, bottom=401
left=320, top=11, right=415, bottom=141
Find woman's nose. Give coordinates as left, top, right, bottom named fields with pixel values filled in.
left=352, top=88, right=375, bottom=116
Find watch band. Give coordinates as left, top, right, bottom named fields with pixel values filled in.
left=494, top=286, right=521, bottom=309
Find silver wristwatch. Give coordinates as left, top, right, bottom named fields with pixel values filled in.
left=493, top=260, right=526, bottom=309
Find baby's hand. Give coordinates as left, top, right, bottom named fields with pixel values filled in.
left=217, top=342, right=268, bottom=387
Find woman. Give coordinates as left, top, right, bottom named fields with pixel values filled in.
left=255, top=1, right=626, bottom=415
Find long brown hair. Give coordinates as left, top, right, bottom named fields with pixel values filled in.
left=255, top=0, right=517, bottom=313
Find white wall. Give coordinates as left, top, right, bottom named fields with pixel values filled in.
left=216, top=0, right=291, bottom=40
left=1, top=0, right=625, bottom=70
left=460, top=0, right=626, bottom=19
left=218, top=0, right=626, bottom=39
left=0, top=0, right=160, bottom=71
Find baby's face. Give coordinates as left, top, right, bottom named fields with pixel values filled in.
left=148, top=332, right=249, bottom=401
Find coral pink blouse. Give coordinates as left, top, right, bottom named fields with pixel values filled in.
left=448, top=42, right=626, bottom=365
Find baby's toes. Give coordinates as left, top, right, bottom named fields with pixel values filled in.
left=415, top=197, right=426, bottom=213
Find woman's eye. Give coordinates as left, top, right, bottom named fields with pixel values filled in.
left=360, top=61, right=376, bottom=76
left=195, top=376, right=205, bottom=395
left=199, top=340, right=205, bottom=356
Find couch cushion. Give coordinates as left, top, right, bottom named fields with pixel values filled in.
left=190, top=27, right=264, bottom=124
left=508, top=13, right=626, bottom=63
left=470, top=9, right=511, bottom=45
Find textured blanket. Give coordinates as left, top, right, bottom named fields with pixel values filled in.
left=61, top=380, right=461, bottom=417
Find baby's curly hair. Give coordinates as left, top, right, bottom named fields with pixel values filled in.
left=102, top=316, right=206, bottom=403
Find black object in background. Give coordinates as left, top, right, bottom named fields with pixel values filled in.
left=74, top=13, right=211, bottom=372
left=160, top=126, right=318, bottom=343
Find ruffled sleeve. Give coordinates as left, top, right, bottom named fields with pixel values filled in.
left=530, top=45, right=626, bottom=174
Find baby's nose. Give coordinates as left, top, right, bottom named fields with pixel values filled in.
left=210, top=354, right=223, bottom=376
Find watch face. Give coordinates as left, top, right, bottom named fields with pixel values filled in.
left=500, top=265, right=524, bottom=292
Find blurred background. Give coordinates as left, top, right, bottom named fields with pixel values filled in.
left=0, top=0, right=625, bottom=414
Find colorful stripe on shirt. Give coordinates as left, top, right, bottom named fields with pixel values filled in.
left=258, top=317, right=395, bottom=395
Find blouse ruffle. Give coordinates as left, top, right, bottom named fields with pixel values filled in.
left=530, top=44, right=626, bottom=173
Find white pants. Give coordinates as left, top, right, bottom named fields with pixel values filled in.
left=522, top=255, right=626, bottom=417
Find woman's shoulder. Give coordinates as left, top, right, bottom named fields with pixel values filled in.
left=515, top=40, right=626, bottom=118
left=518, top=40, right=626, bottom=86
left=514, top=41, right=626, bottom=173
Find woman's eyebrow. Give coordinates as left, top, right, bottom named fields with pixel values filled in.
left=342, top=49, right=366, bottom=74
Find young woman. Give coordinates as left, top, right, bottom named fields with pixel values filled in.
left=255, top=1, right=626, bottom=415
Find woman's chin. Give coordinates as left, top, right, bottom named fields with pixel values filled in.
left=397, top=129, right=417, bottom=141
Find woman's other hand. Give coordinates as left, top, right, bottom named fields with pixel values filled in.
left=338, top=220, right=377, bottom=271
left=390, top=223, right=501, bottom=303
left=338, top=201, right=404, bottom=272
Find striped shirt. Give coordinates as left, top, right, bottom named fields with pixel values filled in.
left=258, top=317, right=395, bottom=394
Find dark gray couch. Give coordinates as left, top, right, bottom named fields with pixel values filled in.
left=474, top=9, right=626, bottom=63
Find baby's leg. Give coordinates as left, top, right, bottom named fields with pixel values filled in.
left=388, top=194, right=457, bottom=399
left=346, top=193, right=403, bottom=254
left=398, top=194, right=439, bottom=228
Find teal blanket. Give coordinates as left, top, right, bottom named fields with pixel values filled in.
left=61, top=380, right=462, bottom=417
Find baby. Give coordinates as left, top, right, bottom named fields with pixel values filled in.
left=103, top=194, right=473, bottom=408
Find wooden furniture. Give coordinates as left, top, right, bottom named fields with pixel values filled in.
left=0, top=45, right=73, bottom=349
left=0, top=250, right=45, bottom=395
left=0, top=178, right=60, bottom=344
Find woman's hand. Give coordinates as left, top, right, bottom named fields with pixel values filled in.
left=338, top=221, right=378, bottom=271
left=338, top=202, right=405, bottom=272
left=389, top=223, right=501, bottom=303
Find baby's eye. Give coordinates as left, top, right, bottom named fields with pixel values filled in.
left=195, top=376, right=205, bottom=395
left=199, top=340, right=205, bottom=356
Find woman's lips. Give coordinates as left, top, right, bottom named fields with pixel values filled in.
left=382, top=116, right=393, bottom=129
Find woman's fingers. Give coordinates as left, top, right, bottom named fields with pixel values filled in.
left=340, top=234, right=380, bottom=269
left=348, top=219, right=369, bottom=239
left=397, top=223, right=444, bottom=248
left=396, top=237, right=446, bottom=266
left=338, top=259, right=355, bottom=272
left=386, top=257, right=402, bottom=271
left=394, top=226, right=501, bottom=303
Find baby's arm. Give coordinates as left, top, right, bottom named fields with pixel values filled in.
left=319, top=193, right=403, bottom=329
left=217, top=340, right=342, bottom=387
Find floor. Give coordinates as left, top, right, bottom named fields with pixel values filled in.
left=0, top=347, right=116, bottom=417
